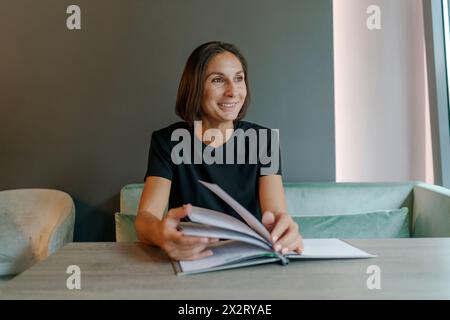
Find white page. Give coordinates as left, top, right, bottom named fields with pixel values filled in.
left=189, top=206, right=269, bottom=245
left=177, top=257, right=280, bottom=275
left=286, top=239, right=376, bottom=259
left=198, top=180, right=272, bottom=242
left=179, top=241, right=274, bottom=273
left=179, top=222, right=273, bottom=251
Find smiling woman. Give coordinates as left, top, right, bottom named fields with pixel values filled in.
left=175, top=42, right=251, bottom=130
left=135, top=41, right=303, bottom=262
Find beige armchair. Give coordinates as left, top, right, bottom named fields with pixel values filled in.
left=0, top=189, right=75, bottom=278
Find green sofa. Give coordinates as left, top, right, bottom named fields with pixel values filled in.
left=115, top=181, right=450, bottom=241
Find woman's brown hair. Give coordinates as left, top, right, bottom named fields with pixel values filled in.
left=175, top=41, right=251, bottom=126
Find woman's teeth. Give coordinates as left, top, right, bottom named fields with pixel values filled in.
left=218, top=103, right=237, bottom=108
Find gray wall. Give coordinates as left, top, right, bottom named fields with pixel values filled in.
left=0, top=0, right=335, bottom=241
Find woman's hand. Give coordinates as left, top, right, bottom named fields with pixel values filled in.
left=155, top=204, right=219, bottom=261
left=262, top=211, right=304, bottom=254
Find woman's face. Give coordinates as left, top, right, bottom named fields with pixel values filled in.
left=201, top=51, right=247, bottom=126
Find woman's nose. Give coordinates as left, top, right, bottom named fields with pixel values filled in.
left=224, top=82, right=236, bottom=97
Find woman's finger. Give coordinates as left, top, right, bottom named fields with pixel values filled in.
left=274, top=224, right=299, bottom=252
left=262, top=211, right=276, bottom=232
left=166, top=204, right=191, bottom=223
left=172, top=233, right=210, bottom=246
left=270, top=213, right=292, bottom=243
left=293, top=236, right=304, bottom=253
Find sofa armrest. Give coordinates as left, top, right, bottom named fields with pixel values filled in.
left=115, top=212, right=138, bottom=242
left=413, top=183, right=450, bottom=237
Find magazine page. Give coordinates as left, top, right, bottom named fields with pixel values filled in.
left=174, top=257, right=280, bottom=276
left=286, top=239, right=376, bottom=259
left=198, top=180, right=272, bottom=242
left=179, top=222, right=272, bottom=251
left=188, top=206, right=269, bottom=245
left=178, top=240, right=275, bottom=273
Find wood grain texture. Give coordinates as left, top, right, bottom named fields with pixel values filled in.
left=1, top=239, right=449, bottom=299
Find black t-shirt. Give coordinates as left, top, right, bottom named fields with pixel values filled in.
left=145, top=120, right=282, bottom=222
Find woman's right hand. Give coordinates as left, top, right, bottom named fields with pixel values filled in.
left=155, top=204, right=218, bottom=261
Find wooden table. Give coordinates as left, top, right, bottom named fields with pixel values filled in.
left=1, top=238, right=449, bottom=299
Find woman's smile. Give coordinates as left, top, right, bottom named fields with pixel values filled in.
left=217, top=101, right=239, bottom=111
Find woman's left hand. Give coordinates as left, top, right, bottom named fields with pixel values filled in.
left=262, top=211, right=304, bottom=254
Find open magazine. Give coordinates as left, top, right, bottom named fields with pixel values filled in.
left=172, top=180, right=376, bottom=275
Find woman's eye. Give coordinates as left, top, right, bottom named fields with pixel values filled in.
left=212, top=77, right=224, bottom=83
left=235, top=76, right=244, bottom=82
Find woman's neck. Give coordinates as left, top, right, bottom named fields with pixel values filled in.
left=195, top=119, right=235, bottom=147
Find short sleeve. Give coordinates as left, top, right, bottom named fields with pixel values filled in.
left=144, top=131, right=173, bottom=181
left=258, top=128, right=282, bottom=176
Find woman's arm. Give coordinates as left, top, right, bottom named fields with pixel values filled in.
left=135, top=176, right=218, bottom=260
left=259, top=175, right=304, bottom=254
left=135, top=176, right=171, bottom=245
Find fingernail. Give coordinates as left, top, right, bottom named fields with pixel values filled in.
left=272, top=235, right=278, bottom=243
left=275, top=244, right=282, bottom=251
left=282, top=248, right=289, bottom=254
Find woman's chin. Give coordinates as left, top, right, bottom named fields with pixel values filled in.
left=218, top=109, right=241, bottom=121
left=203, top=108, right=241, bottom=123
left=220, top=113, right=238, bottom=122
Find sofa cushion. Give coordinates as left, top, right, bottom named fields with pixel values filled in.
left=115, top=207, right=410, bottom=242
left=284, top=182, right=415, bottom=216
left=293, top=207, right=410, bottom=239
